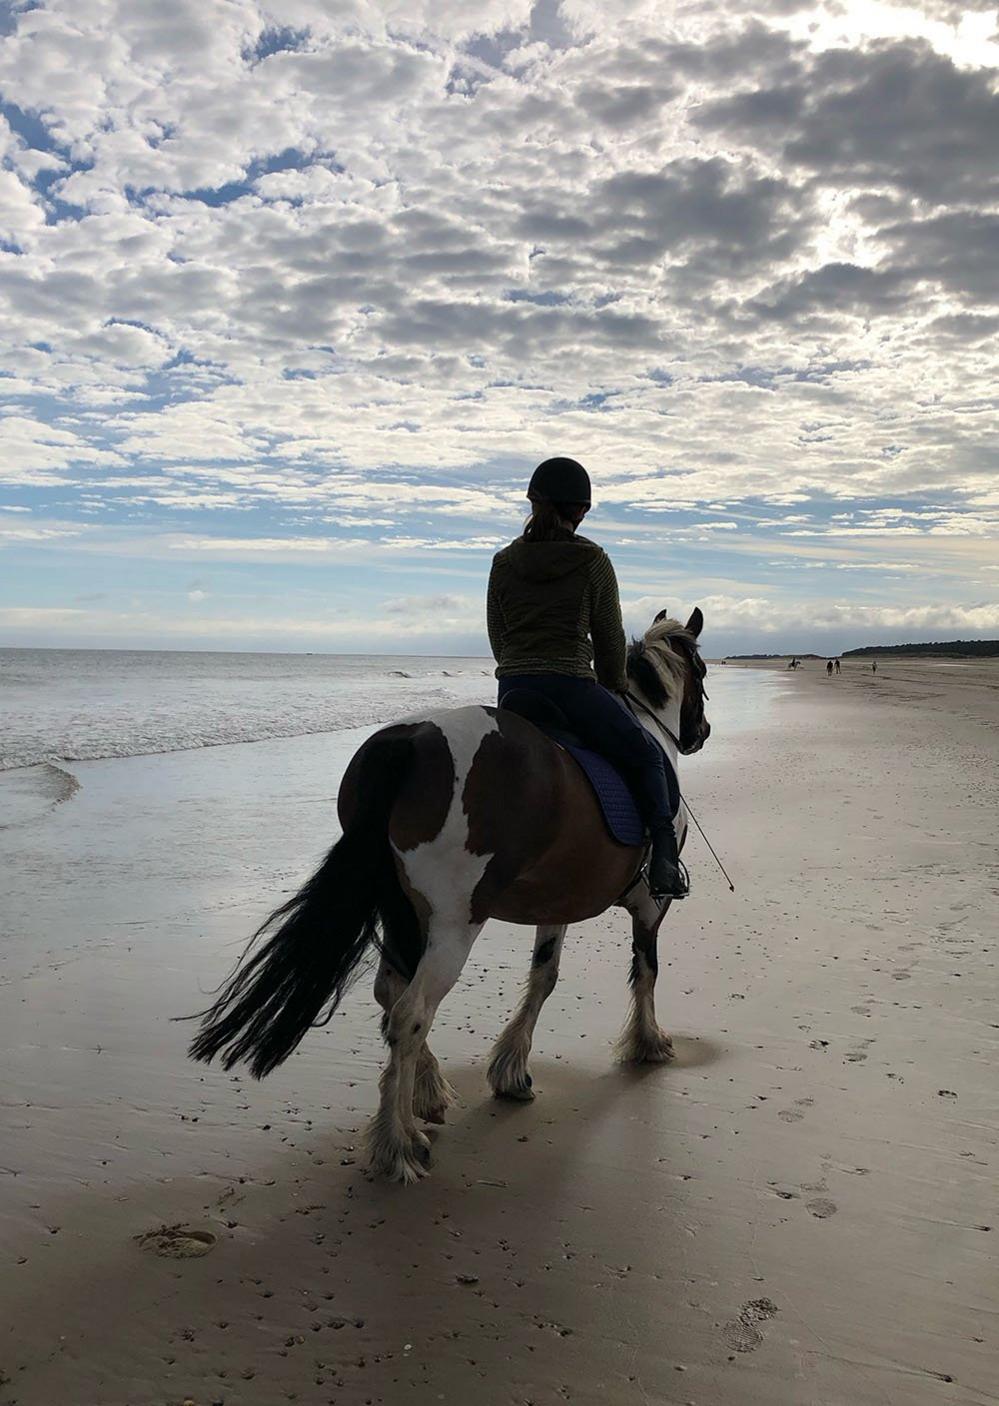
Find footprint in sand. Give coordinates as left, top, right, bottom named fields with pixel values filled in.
left=778, top=1096, right=814, bottom=1123
left=806, top=1198, right=838, bottom=1219
left=723, top=1298, right=779, bottom=1353
left=134, top=1225, right=218, bottom=1258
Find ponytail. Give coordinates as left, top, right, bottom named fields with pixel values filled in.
left=523, top=498, right=578, bottom=543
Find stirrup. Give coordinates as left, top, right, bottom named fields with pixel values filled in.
left=645, top=857, right=689, bottom=902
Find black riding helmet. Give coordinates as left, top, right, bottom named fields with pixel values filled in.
left=527, top=457, right=591, bottom=506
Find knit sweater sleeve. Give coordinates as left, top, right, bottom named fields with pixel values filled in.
left=589, top=551, right=627, bottom=692
left=486, top=558, right=508, bottom=665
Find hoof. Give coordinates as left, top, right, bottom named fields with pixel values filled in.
left=494, top=1083, right=535, bottom=1102
left=487, top=1049, right=535, bottom=1101
left=619, top=1029, right=674, bottom=1065
left=366, top=1123, right=432, bottom=1184
left=369, top=1146, right=429, bottom=1184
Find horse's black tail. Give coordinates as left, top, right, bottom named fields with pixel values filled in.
left=187, top=733, right=420, bottom=1079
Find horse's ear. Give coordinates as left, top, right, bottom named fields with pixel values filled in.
left=653, top=607, right=670, bottom=623
left=685, top=607, right=703, bottom=638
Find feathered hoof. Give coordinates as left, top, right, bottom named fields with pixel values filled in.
left=366, top=1122, right=432, bottom=1184
left=494, top=1081, right=535, bottom=1102
left=618, top=1027, right=675, bottom=1065
left=413, top=1065, right=458, bottom=1125
left=487, top=1044, right=535, bottom=1101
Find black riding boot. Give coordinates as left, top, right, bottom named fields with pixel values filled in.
left=630, top=767, right=689, bottom=900
left=647, top=822, right=688, bottom=900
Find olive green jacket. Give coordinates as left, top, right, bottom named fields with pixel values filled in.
left=486, top=535, right=628, bottom=692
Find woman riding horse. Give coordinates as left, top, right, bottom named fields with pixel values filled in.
left=488, top=457, right=688, bottom=899
left=187, top=466, right=711, bottom=1180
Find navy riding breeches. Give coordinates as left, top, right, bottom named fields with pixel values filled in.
left=497, top=673, right=676, bottom=827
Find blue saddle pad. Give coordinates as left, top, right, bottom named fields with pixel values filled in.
left=563, top=743, right=645, bottom=847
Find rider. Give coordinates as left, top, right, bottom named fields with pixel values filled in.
left=487, top=456, right=687, bottom=899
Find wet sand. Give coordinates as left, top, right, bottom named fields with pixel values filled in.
left=1, top=659, right=997, bottom=1405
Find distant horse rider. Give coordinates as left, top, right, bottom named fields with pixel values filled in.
left=487, top=457, right=688, bottom=899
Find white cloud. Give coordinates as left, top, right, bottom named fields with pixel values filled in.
left=0, top=0, right=996, bottom=650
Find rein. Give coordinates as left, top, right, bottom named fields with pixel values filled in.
left=624, top=689, right=682, bottom=752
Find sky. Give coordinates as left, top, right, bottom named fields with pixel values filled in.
left=1, top=0, right=997, bottom=659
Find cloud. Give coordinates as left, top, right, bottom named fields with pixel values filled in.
left=0, top=1, right=996, bottom=651
left=384, top=591, right=478, bottom=618
left=624, top=593, right=999, bottom=642
left=694, top=37, right=999, bottom=205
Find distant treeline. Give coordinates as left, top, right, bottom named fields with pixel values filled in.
left=843, top=640, right=999, bottom=658
left=725, top=652, right=824, bottom=660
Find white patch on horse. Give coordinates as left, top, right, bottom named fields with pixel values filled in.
left=394, top=706, right=498, bottom=927
left=630, top=629, right=687, bottom=842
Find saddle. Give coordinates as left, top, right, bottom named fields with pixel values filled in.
left=499, top=689, right=646, bottom=847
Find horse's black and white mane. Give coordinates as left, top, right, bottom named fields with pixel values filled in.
left=626, top=617, right=700, bottom=708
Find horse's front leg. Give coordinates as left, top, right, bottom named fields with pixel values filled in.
left=373, top=957, right=457, bottom=1126
left=617, top=884, right=674, bottom=1063
left=487, top=924, right=566, bottom=1100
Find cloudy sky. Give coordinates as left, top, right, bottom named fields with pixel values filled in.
left=1, top=0, right=997, bottom=658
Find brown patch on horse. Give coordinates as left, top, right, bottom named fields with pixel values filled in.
left=467, top=710, right=642, bottom=925
left=464, top=710, right=560, bottom=861
left=338, top=721, right=455, bottom=852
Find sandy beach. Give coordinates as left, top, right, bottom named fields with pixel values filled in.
left=2, top=658, right=997, bottom=1406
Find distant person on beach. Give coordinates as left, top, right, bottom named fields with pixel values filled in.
left=487, top=456, right=688, bottom=899
left=827, top=659, right=834, bottom=675
left=835, top=659, right=841, bottom=674
left=872, top=660, right=878, bottom=674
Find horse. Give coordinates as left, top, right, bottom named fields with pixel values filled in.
left=188, top=610, right=711, bottom=1183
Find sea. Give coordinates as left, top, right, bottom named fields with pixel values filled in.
left=0, top=649, right=495, bottom=773
left=0, top=648, right=784, bottom=827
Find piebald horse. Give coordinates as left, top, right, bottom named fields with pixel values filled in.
left=189, top=610, right=710, bottom=1182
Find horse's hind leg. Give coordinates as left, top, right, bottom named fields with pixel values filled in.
left=487, top=924, right=566, bottom=1101
left=367, top=922, right=481, bottom=1183
left=373, top=957, right=456, bottom=1126
left=618, top=886, right=674, bottom=1063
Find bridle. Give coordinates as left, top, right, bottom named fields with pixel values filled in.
left=622, top=631, right=734, bottom=901
left=623, top=641, right=709, bottom=756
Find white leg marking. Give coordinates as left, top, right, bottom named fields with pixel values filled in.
left=488, top=924, right=566, bottom=1100
left=617, top=884, right=673, bottom=1064
left=367, top=921, right=482, bottom=1183
left=374, top=958, right=456, bottom=1124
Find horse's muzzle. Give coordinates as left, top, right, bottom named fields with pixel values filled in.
left=682, top=721, right=710, bottom=754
